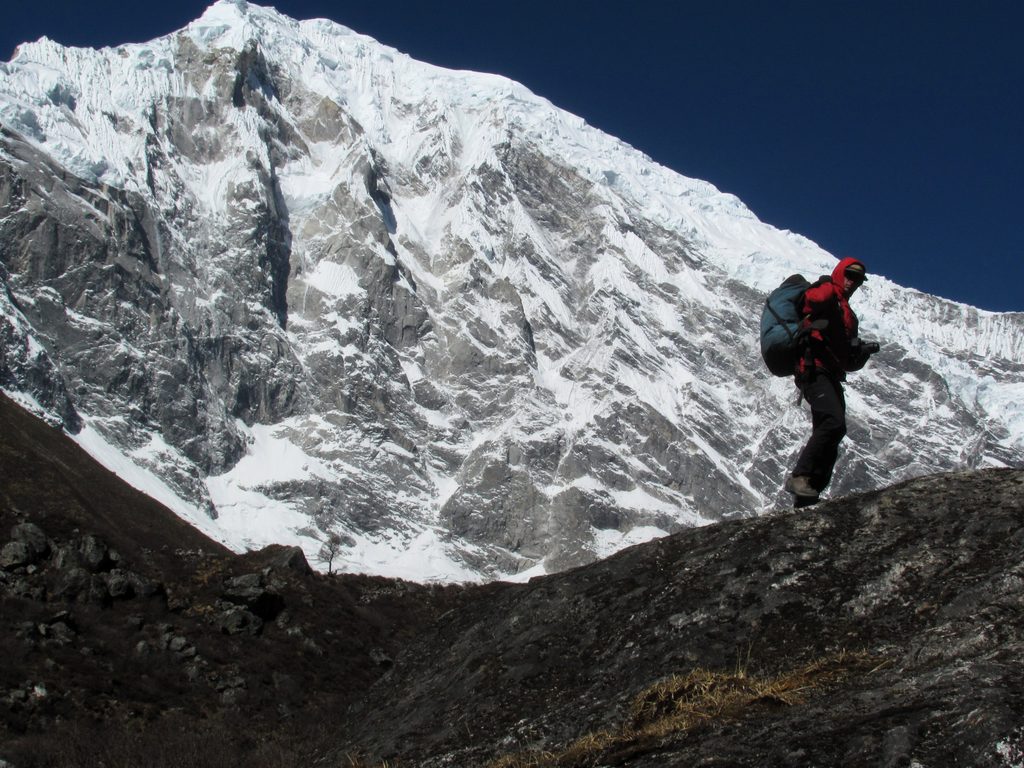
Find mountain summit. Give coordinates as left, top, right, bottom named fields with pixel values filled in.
left=1, top=1, right=1022, bottom=580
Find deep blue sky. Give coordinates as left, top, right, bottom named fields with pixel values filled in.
left=3, top=2, right=1021, bottom=311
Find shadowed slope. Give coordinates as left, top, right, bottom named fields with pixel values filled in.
left=0, top=392, right=466, bottom=766
left=4, top=391, right=1023, bottom=767
left=337, top=468, right=1024, bottom=767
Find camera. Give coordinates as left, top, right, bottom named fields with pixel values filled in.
left=851, top=338, right=881, bottom=360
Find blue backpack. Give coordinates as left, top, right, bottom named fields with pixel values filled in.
left=759, top=275, right=821, bottom=376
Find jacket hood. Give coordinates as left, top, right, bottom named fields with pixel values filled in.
left=832, top=257, right=866, bottom=285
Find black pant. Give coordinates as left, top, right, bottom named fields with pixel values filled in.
left=793, top=374, right=847, bottom=493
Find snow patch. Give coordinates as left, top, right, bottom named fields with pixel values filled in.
left=591, top=526, right=669, bottom=560
left=71, top=420, right=235, bottom=549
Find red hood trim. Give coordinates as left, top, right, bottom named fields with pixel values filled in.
left=832, top=257, right=866, bottom=285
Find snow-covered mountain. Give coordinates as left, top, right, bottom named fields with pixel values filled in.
left=1, top=0, right=1022, bottom=581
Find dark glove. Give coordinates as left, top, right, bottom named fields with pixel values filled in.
left=849, top=338, right=880, bottom=369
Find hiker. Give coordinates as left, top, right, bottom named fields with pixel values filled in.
left=786, top=257, right=877, bottom=506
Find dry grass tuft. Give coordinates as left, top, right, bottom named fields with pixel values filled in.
left=191, top=557, right=230, bottom=586
left=343, top=756, right=392, bottom=768
left=487, top=650, right=881, bottom=768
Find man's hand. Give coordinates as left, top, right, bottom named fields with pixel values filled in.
left=849, top=338, right=880, bottom=370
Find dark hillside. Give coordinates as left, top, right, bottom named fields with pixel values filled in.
left=0, top=393, right=468, bottom=766
left=337, top=468, right=1024, bottom=767
left=4, top=390, right=1024, bottom=767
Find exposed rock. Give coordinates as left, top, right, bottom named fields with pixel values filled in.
left=216, top=606, right=264, bottom=636
left=5, top=576, right=44, bottom=601
left=1, top=521, right=165, bottom=606
left=368, top=647, right=393, bottom=669
left=49, top=565, right=91, bottom=601
left=10, top=523, right=49, bottom=561
left=104, top=569, right=135, bottom=600
left=0, top=541, right=30, bottom=570
left=38, top=620, right=75, bottom=647
left=221, top=573, right=285, bottom=621
left=259, top=545, right=313, bottom=575
left=126, top=571, right=164, bottom=599
left=337, top=469, right=1024, bottom=768
left=216, top=673, right=249, bottom=705
left=78, top=535, right=112, bottom=573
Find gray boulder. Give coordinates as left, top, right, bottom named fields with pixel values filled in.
left=1, top=541, right=31, bottom=570
left=11, top=523, right=49, bottom=561
left=51, top=566, right=91, bottom=601
left=222, top=573, right=285, bottom=621
left=105, top=569, right=135, bottom=600
left=263, top=545, right=313, bottom=574
left=78, top=535, right=113, bottom=573
left=216, top=606, right=264, bottom=636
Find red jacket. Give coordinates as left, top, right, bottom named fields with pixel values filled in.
left=796, top=257, right=865, bottom=380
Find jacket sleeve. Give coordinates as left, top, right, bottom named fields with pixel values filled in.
left=801, top=281, right=837, bottom=323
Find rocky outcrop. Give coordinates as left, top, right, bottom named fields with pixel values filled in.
left=0, top=391, right=464, bottom=766
left=338, top=468, right=1024, bottom=767
left=0, top=521, right=163, bottom=606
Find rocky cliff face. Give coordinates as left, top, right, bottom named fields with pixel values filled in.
left=1, top=1, right=1023, bottom=580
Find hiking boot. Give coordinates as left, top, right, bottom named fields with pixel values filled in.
left=785, top=475, right=819, bottom=500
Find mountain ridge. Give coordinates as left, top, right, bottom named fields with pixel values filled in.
left=337, top=467, right=1024, bottom=767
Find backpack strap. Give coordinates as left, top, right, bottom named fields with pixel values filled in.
left=764, top=298, right=797, bottom=343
